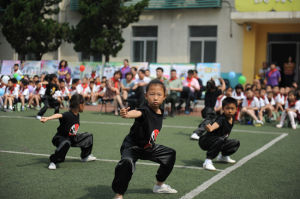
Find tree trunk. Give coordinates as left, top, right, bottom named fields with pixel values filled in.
left=105, top=54, right=110, bottom=63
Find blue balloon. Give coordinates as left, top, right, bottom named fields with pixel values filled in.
left=0, top=88, right=4, bottom=96
left=228, top=71, right=236, bottom=79
left=16, top=75, right=22, bottom=81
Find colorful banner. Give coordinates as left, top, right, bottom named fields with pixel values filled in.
left=20, top=61, right=41, bottom=76
left=196, top=63, right=221, bottom=86
left=131, top=62, right=149, bottom=70
left=68, top=62, right=81, bottom=79
left=41, top=60, right=59, bottom=75
left=149, top=63, right=172, bottom=79
left=171, top=64, right=195, bottom=80
left=80, top=62, right=102, bottom=78
left=1, top=60, right=21, bottom=75
left=103, top=62, right=123, bottom=79
left=236, top=0, right=300, bottom=12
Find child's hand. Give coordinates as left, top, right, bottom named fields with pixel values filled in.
left=205, top=124, right=213, bottom=132
left=120, top=107, right=130, bottom=118
left=40, top=117, right=48, bottom=123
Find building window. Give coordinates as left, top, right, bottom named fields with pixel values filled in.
left=132, top=26, right=157, bottom=63
left=189, top=26, right=217, bottom=63
left=80, top=52, right=102, bottom=62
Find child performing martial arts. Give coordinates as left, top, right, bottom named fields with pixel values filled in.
left=199, top=97, right=240, bottom=171
left=40, top=94, right=96, bottom=170
left=112, top=79, right=177, bottom=199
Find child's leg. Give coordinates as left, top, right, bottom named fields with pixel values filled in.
left=37, top=97, right=49, bottom=116
left=116, top=94, right=124, bottom=108
left=50, top=136, right=71, bottom=164
left=220, top=138, right=240, bottom=157
left=246, top=109, right=259, bottom=121
left=148, top=145, right=176, bottom=184
left=278, top=111, right=287, bottom=126
left=72, top=132, right=93, bottom=159
left=8, top=97, right=13, bottom=109
left=287, top=111, right=297, bottom=128
left=199, top=135, right=224, bottom=160
left=112, top=147, right=140, bottom=196
left=3, top=95, right=8, bottom=108
left=20, top=96, right=25, bottom=107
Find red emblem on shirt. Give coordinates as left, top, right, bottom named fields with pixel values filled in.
left=69, top=124, right=79, bottom=136
left=144, top=129, right=160, bottom=149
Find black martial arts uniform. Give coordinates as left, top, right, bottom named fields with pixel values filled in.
left=37, top=83, right=60, bottom=117
left=112, top=104, right=176, bottom=195
left=199, top=114, right=240, bottom=160
left=50, top=111, right=93, bottom=164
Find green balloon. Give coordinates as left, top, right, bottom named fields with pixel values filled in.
left=238, top=75, right=246, bottom=84
left=13, top=73, right=18, bottom=78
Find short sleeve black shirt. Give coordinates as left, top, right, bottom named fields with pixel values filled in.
left=210, top=114, right=234, bottom=137
left=56, top=111, right=80, bottom=137
left=128, top=104, right=164, bottom=148
left=205, top=89, right=222, bottom=108
left=45, top=83, right=59, bottom=97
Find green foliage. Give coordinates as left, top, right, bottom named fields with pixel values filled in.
left=71, top=0, right=148, bottom=62
left=0, top=0, right=70, bottom=60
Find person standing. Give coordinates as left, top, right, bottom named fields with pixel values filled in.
left=120, top=59, right=131, bottom=79
left=57, top=60, right=71, bottom=80
left=283, top=56, right=295, bottom=87
left=265, top=63, right=281, bottom=87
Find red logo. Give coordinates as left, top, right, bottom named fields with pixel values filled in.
left=144, top=129, right=160, bottom=149
left=69, top=123, right=79, bottom=136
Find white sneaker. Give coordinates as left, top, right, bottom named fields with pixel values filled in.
left=81, top=154, right=96, bottom=162
left=92, top=102, right=98, bottom=106
left=276, top=124, right=283, bottom=128
left=36, top=115, right=42, bottom=120
left=292, top=124, right=297, bottom=130
left=203, top=159, right=216, bottom=171
left=153, top=184, right=177, bottom=194
left=48, top=162, right=56, bottom=170
left=216, top=154, right=236, bottom=163
left=256, top=120, right=264, bottom=125
left=190, top=132, right=200, bottom=140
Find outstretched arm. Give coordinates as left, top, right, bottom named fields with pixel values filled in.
left=40, top=114, right=63, bottom=123
left=120, top=107, right=142, bottom=119
left=219, top=78, right=226, bottom=92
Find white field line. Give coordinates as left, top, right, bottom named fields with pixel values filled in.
left=0, top=115, right=283, bottom=135
left=0, top=150, right=223, bottom=171
left=179, top=133, right=288, bottom=199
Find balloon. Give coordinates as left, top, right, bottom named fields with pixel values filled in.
left=228, top=71, right=236, bottom=79
left=80, top=65, right=85, bottom=72
left=0, top=88, right=4, bottom=96
left=238, top=75, right=246, bottom=84
left=16, top=75, right=22, bottom=81
left=2, top=75, right=10, bottom=84
left=13, top=73, right=18, bottom=78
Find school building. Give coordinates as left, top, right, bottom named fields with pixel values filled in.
left=0, top=0, right=299, bottom=84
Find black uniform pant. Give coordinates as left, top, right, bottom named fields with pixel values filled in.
left=38, top=97, right=60, bottom=116
left=199, top=135, right=240, bottom=160
left=112, top=137, right=176, bottom=195
left=165, top=93, right=179, bottom=115
left=50, top=133, right=93, bottom=164
left=177, top=87, right=194, bottom=111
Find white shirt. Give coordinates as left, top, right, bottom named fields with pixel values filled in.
left=275, top=94, right=286, bottom=105
left=69, top=87, right=79, bottom=96
left=242, top=96, right=260, bottom=108
left=285, top=100, right=300, bottom=111
left=19, top=87, right=29, bottom=100
left=267, top=97, right=276, bottom=106
left=60, top=87, right=70, bottom=97
left=232, top=91, right=245, bottom=101
left=259, top=96, right=270, bottom=108
left=5, top=86, right=19, bottom=98
left=33, top=87, right=45, bottom=97
left=134, top=77, right=151, bottom=85
left=77, top=84, right=91, bottom=95
left=215, top=95, right=226, bottom=109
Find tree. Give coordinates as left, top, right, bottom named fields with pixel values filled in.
left=0, top=0, right=70, bottom=60
left=71, top=0, right=148, bottom=62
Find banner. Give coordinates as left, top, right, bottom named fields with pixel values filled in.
left=20, top=61, right=41, bottom=76
left=149, top=63, right=172, bottom=79
left=1, top=60, right=21, bottom=75
left=103, top=62, right=123, bottom=79
left=171, top=64, right=195, bottom=80
left=80, top=62, right=102, bottom=78
left=196, top=63, right=221, bottom=86
left=236, top=0, right=300, bottom=12
left=41, top=60, right=59, bottom=75
left=131, top=62, right=149, bottom=70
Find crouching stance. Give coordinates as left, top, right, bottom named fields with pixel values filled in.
left=112, top=80, right=177, bottom=199
left=41, top=94, right=96, bottom=170
left=199, top=97, right=240, bottom=171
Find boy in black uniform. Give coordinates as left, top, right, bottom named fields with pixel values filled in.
left=112, top=79, right=177, bottom=199
left=36, top=74, right=60, bottom=120
left=199, top=97, right=240, bottom=171
left=40, top=94, right=96, bottom=170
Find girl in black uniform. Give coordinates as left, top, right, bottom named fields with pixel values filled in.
left=112, top=79, right=177, bottom=199
left=40, top=94, right=96, bottom=170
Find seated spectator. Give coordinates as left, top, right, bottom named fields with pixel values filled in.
left=275, top=86, right=286, bottom=112
left=28, top=81, right=45, bottom=110
left=240, top=88, right=263, bottom=126
left=69, top=79, right=80, bottom=96
left=131, top=66, right=138, bottom=80
left=193, top=70, right=203, bottom=99
left=165, top=69, right=183, bottom=117
left=3, top=78, right=19, bottom=111
left=77, top=77, right=91, bottom=102
left=121, top=72, right=135, bottom=103
left=145, top=69, right=151, bottom=78
left=106, top=70, right=124, bottom=115
left=155, top=67, right=167, bottom=83
left=11, top=63, right=22, bottom=77
left=177, top=70, right=200, bottom=114
left=65, top=73, right=72, bottom=89
left=258, top=88, right=275, bottom=122
left=130, top=69, right=151, bottom=108
left=214, top=87, right=232, bottom=114
left=18, top=79, right=30, bottom=111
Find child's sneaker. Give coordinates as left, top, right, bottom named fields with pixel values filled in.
left=276, top=124, right=283, bottom=128
left=190, top=132, right=200, bottom=140
left=81, top=154, right=96, bottom=162
left=153, top=184, right=177, bottom=194
left=203, top=159, right=216, bottom=171
left=216, top=154, right=236, bottom=163
left=48, top=162, right=56, bottom=170
left=291, top=124, right=297, bottom=130
left=36, top=115, right=42, bottom=120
